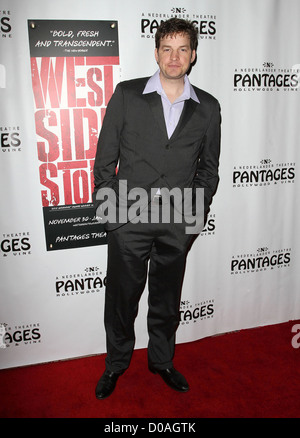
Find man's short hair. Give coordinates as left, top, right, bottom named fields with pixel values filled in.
left=155, top=18, right=198, bottom=52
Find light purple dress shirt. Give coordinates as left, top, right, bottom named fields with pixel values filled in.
left=143, top=69, right=200, bottom=138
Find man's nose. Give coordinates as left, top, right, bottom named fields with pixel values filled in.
left=171, top=50, right=179, bottom=60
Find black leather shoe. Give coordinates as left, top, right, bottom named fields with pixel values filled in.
left=149, top=366, right=189, bottom=392
left=95, top=370, right=121, bottom=400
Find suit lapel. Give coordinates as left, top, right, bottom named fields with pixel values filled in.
left=143, top=92, right=169, bottom=141
left=170, top=98, right=198, bottom=141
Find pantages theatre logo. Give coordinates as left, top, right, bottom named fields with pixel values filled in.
left=233, top=62, right=300, bottom=92
left=232, top=159, right=296, bottom=188
left=0, top=9, right=12, bottom=38
left=0, top=322, right=41, bottom=348
left=1, top=231, right=31, bottom=258
left=1, top=125, right=22, bottom=153
left=231, top=246, right=291, bottom=275
left=55, top=266, right=106, bottom=297
left=179, top=299, right=214, bottom=325
left=140, top=7, right=217, bottom=40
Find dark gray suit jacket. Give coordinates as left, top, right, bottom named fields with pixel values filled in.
left=93, top=77, right=221, bottom=231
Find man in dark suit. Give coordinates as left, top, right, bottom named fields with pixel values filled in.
left=93, top=18, right=221, bottom=399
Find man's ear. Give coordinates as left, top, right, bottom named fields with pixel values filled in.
left=191, top=50, right=196, bottom=63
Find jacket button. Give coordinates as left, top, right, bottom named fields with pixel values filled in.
left=165, top=144, right=170, bottom=149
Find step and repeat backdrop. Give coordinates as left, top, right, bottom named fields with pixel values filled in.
left=1, top=0, right=300, bottom=369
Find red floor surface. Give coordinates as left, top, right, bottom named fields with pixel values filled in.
left=1, top=320, right=299, bottom=418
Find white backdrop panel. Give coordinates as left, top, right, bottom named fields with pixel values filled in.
left=0, top=0, right=299, bottom=369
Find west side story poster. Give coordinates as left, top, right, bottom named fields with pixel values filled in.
left=28, top=20, right=120, bottom=250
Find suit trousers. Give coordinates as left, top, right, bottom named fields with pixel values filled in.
left=103, top=201, right=194, bottom=373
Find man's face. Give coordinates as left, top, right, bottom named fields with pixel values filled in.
left=155, top=32, right=196, bottom=81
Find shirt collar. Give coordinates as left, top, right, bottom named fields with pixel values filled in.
left=143, top=70, right=200, bottom=104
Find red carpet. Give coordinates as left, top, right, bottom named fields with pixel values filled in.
left=1, top=320, right=299, bottom=418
